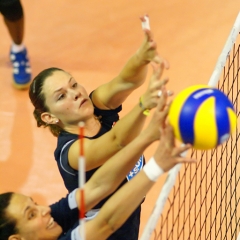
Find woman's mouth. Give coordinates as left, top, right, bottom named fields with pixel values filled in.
left=47, top=217, right=56, bottom=229
left=79, top=99, right=87, bottom=108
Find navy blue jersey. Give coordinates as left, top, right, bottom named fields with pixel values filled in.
left=54, top=94, right=145, bottom=240
left=54, top=104, right=123, bottom=195
left=50, top=191, right=80, bottom=240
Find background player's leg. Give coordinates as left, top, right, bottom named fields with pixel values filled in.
left=1, top=0, right=31, bottom=89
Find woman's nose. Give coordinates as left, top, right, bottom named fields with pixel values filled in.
left=71, top=90, right=81, bottom=100
left=41, top=206, right=51, bottom=216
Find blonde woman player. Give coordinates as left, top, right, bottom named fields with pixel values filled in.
left=29, top=16, right=169, bottom=239
left=0, top=95, right=195, bottom=240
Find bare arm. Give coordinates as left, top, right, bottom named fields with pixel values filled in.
left=84, top=124, right=196, bottom=240
left=69, top=63, right=170, bottom=171
left=77, top=130, right=154, bottom=212
left=91, top=16, right=169, bottom=110
left=69, top=103, right=147, bottom=171
left=86, top=171, right=154, bottom=240
left=75, top=99, right=169, bottom=211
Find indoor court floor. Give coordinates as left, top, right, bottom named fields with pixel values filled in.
left=0, top=0, right=239, bottom=238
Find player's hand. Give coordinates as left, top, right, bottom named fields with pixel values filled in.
left=136, top=15, right=169, bottom=67
left=154, top=124, right=197, bottom=172
left=140, top=62, right=173, bottom=111
left=143, top=92, right=169, bottom=142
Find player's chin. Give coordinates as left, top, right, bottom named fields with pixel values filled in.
left=46, top=223, right=62, bottom=238
left=79, top=106, right=94, bottom=119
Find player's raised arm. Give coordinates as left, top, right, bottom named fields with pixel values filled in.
left=83, top=124, right=196, bottom=240
left=69, top=63, right=170, bottom=171
left=91, top=15, right=169, bottom=110
left=75, top=94, right=169, bottom=211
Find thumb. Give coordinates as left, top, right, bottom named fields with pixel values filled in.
left=152, top=56, right=170, bottom=70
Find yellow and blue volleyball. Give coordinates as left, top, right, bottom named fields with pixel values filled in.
left=169, top=85, right=237, bottom=150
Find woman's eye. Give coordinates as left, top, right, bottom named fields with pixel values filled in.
left=72, top=83, right=78, bottom=88
left=58, top=94, right=65, bottom=100
left=28, top=211, right=36, bottom=220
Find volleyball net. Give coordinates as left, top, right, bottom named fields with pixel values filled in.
left=141, top=12, right=240, bottom=240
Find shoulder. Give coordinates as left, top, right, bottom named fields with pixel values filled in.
left=57, top=222, right=80, bottom=240
left=51, top=192, right=79, bottom=235
left=54, top=131, right=79, bottom=190
left=50, top=189, right=78, bottom=214
left=89, top=90, right=122, bottom=116
left=50, top=194, right=71, bottom=223
left=54, top=131, right=79, bottom=160
left=58, top=131, right=79, bottom=146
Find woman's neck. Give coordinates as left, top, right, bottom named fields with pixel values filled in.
left=64, top=116, right=101, bottom=137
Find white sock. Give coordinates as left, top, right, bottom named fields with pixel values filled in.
left=11, top=42, right=25, bottom=53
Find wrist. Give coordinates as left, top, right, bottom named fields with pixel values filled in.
left=143, top=157, right=164, bottom=182
left=139, top=130, right=156, bottom=146
left=141, top=128, right=158, bottom=143
left=139, top=96, right=150, bottom=116
left=134, top=49, right=150, bottom=65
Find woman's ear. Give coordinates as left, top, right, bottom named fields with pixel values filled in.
left=8, top=234, right=21, bottom=240
left=41, top=112, right=58, bottom=124
left=41, top=112, right=52, bottom=124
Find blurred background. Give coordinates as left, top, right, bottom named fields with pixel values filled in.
left=0, top=0, right=239, bottom=237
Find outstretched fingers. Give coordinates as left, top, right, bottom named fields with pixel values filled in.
left=175, top=157, right=197, bottom=164
left=172, top=143, right=192, bottom=157
left=164, top=124, right=193, bottom=157
left=151, top=54, right=170, bottom=68
left=143, top=28, right=154, bottom=42
left=157, top=125, right=197, bottom=171
left=139, top=14, right=170, bottom=68
left=140, top=15, right=152, bottom=40
left=156, top=86, right=168, bottom=112
left=150, top=62, right=172, bottom=99
left=150, top=62, right=164, bottom=80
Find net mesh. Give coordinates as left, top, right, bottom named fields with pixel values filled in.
left=152, top=32, right=240, bottom=240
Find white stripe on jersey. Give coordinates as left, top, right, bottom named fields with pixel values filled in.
left=68, top=189, right=78, bottom=209
left=71, top=226, right=82, bottom=240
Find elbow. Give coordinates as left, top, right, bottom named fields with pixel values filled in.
left=108, top=223, right=120, bottom=236
left=112, top=133, right=125, bottom=151
left=101, top=219, right=121, bottom=237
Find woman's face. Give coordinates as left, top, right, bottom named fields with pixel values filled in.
left=42, top=70, right=94, bottom=126
left=7, top=193, right=62, bottom=240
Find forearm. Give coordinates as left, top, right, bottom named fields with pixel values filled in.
left=113, top=103, right=147, bottom=146
left=77, top=129, right=154, bottom=211
left=93, top=171, right=154, bottom=236
left=118, top=53, right=148, bottom=87
left=70, top=105, right=147, bottom=171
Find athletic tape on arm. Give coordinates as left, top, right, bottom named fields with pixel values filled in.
left=142, top=16, right=150, bottom=30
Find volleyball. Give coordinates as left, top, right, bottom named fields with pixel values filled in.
left=168, top=85, right=237, bottom=150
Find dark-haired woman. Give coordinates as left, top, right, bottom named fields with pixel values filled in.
left=28, top=17, right=170, bottom=240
